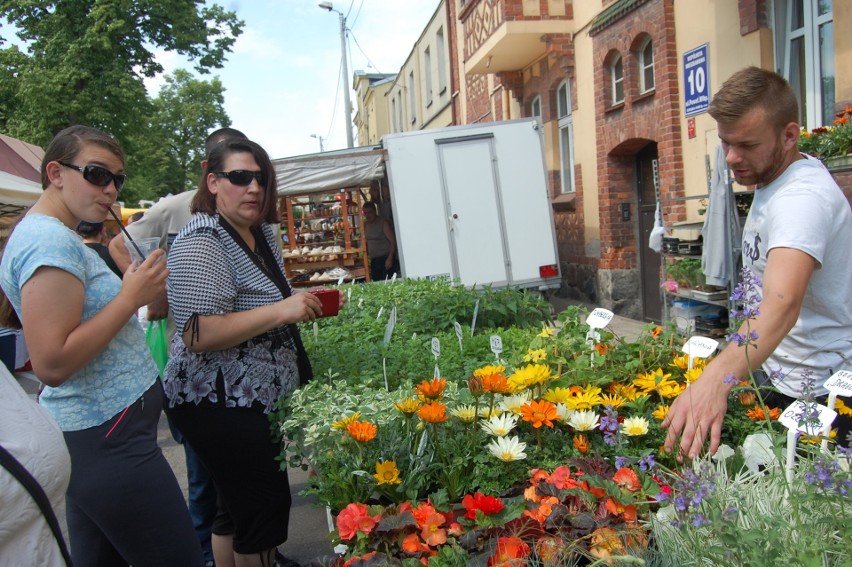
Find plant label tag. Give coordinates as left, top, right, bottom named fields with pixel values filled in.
left=453, top=321, right=463, bottom=352
left=585, top=329, right=601, bottom=346
left=431, top=337, right=440, bottom=358
left=391, top=273, right=397, bottom=283
left=337, top=276, right=345, bottom=286
left=682, top=336, right=718, bottom=359
left=434, top=364, right=440, bottom=378
left=779, top=401, right=837, bottom=435
left=586, top=308, right=614, bottom=330
left=347, top=288, right=352, bottom=302
left=358, top=297, right=363, bottom=308
left=376, top=306, right=384, bottom=320
left=490, top=335, right=503, bottom=357
left=471, top=299, right=480, bottom=337
left=383, top=306, right=397, bottom=346
left=825, top=370, right=852, bottom=397
left=313, top=321, right=318, bottom=342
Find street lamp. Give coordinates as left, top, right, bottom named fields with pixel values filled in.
left=310, top=134, right=326, bottom=152
left=318, top=1, right=354, bottom=148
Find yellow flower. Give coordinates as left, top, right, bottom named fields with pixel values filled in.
left=652, top=404, right=669, bottom=421
left=608, top=383, right=641, bottom=401
left=543, top=387, right=574, bottom=404
left=600, top=393, right=626, bottom=408
left=800, top=429, right=836, bottom=445
left=508, top=364, right=552, bottom=390
left=621, top=416, right=650, bottom=436
left=478, top=406, right=503, bottom=419
left=394, top=398, right=421, bottom=415
left=835, top=398, right=852, bottom=417
left=374, top=460, right=402, bottom=485
left=538, top=326, right=555, bottom=338
left=449, top=404, right=477, bottom=423
left=658, top=382, right=685, bottom=399
left=683, top=367, right=703, bottom=384
left=331, top=412, right=361, bottom=430
left=523, top=349, right=547, bottom=363
left=633, top=369, right=678, bottom=394
left=473, top=364, right=506, bottom=378
left=565, top=386, right=603, bottom=410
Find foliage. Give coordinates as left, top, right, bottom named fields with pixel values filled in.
left=798, top=107, right=852, bottom=161
left=664, top=258, right=705, bottom=290
left=328, top=460, right=659, bottom=565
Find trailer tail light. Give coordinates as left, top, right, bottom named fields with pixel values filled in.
left=539, top=264, right=558, bottom=278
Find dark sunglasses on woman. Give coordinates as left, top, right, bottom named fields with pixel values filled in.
left=213, top=170, right=266, bottom=187
left=59, top=162, right=126, bottom=192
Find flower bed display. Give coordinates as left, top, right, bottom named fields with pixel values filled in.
left=271, top=277, right=851, bottom=566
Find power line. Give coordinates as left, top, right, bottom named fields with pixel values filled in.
left=348, top=30, right=380, bottom=73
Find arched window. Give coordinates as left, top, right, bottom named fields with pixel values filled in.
left=530, top=95, right=542, bottom=122
left=556, top=80, right=575, bottom=193
left=638, top=38, right=655, bottom=94
left=610, top=53, right=624, bottom=106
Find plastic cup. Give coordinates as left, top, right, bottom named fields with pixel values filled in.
left=125, top=236, right=161, bottom=264
left=308, top=288, right=340, bottom=318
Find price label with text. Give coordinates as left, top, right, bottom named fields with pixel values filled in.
left=825, top=370, right=852, bottom=397
left=490, top=335, right=503, bottom=356
left=779, top=401, right=837, bottom=435
left=431, top=337, right=441, bottom=358
left=682, top=336, right=719, bottom=359
left=586, top=308, right=614, bottom=329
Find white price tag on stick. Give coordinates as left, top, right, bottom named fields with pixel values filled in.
left=382, top=306, right=397, bottom=346
left=431, top=337, right=441, bottom=359
left=585, top=308, right=614, bottom=330
left=825, top=370, right=852, bottom=397
left=471, top=299, right=480, bottom=337
left=682, top=336, right=719, bottom=359
left=490, top=335, right=502, bottom=360
left=453, top=321, right=463, bottom=352
left=779, top=401, right=837, bottom=435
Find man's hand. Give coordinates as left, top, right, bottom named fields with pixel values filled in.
left=146, top=291, right=170, bottom=321
left=662, top=369, right=732, bottom=460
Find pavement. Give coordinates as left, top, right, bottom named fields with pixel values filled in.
left=11, top=296, right=647, bottom=566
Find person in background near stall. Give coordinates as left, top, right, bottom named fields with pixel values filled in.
left=0, top=125, right=202, bottom=565
left=662, top=67, right=852, bottom=458
left=76, top=221, right=123, bottom=278
left=127, top=210, right=145, bottom=224
left=108, top=126, right=247, bottom=567
left=164, top=138, right=330, bottom=567
left=362, top=200, right=397, bottom=282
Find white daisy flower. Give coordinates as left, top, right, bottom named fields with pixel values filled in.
left=568, top=410, right=600, bottom=431
left=621, top=416, right=650, bottom=436
left=487, top=435, right=527, bottom=462
left=480, top=413, right=518, bottom=437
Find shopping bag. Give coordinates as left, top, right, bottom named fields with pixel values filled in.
left=145, top=320, right=169, bottom=377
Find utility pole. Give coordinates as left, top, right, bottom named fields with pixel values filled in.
left=319, top=1, right=355, bottom=148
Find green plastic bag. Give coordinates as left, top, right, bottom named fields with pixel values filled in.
left=145, top=320, right=169, bottom=377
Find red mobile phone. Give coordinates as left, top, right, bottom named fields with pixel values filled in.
left=307, top=288, right=340, bottom=317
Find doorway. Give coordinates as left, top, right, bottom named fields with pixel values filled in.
left=636, top=143, right=661, bottom=322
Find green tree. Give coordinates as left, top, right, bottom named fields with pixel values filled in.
left=121, top=69, right=231, bottom=206
left=0, top=0, right=243, bottom=146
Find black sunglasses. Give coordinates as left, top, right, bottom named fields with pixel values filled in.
left=213, top=170, right=266, bottom=187
left=59, top=161, right=126, bottom=192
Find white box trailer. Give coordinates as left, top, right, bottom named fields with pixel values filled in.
left=273, top=118, right=560, bottom=290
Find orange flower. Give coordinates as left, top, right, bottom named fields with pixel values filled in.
left=417, top=402, right=449, bottom=423
left=739, top=391, right=756, bottom=407
left=480, top=373, right=512, bottom=394
left=746, top=406, right=781, bottom=421
left=346, top=420, right=377, bottom=442
left=487, top=536, right=530, bottom=566
left=520, top=399, right=558, bottom=429
left=523, top=495, right=559, bottom=523
left=535, top=536, right=564, bottom=564
left=573, top=433, right=590, bottom=454
left=402, top=533, right=430, bottom=553
left=589, top=526, right=626, bottom=560
left=420, top=512, right=447, bottom=547
left=595, top=343, right=608, bottom=356
left=651, top=326, right=662, bottom=337
left=336, top=503, right=380, bottom=540
left=605, top=497, right=638, bottom=527
left=415, top=377, right=447, bottom=401
left=612, top=467, right=641, bottom=492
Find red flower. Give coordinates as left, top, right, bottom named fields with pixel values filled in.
left=411, top=501, right=438, bottom=526
left=547, top=466, right=578, bottom=490
left=420, top=512, right=447, bottom=547
left=612, top=467, right=641, bottom=492
left=336, top=503, right=380, bottom=541
left=402, top=533, right=430, bottom=553
left=462, top=492, right=504, bottom=520
left=342, top=551, right=377, bottom=567
left=487, top=536, right=530, bottom=566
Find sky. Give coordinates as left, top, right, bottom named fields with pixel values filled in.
left=145, top=0, right=441, bottom=159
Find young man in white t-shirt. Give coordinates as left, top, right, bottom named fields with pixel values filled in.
left=663, top=67, right=852, bottom=458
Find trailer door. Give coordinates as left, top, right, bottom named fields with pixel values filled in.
left=437, top=135, right=509, bottom=287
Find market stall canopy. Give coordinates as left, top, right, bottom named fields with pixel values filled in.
left=0, top=171, right=42, bottom=218
left=0, top=133, right=42, bottom=183
left=272, top=145, right=384, bottom=196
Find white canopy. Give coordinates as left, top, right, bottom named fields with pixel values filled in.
left=0, top=170, right=41, bottom=217
left=273, top=146, right=385, bottom=196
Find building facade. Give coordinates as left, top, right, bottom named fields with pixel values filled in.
left=357, top=0, right=849, bottom=320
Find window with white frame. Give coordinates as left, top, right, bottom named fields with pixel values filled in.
left=638, top=38, right=655, bottom=94
left=437, top=28, right=447, bottom=94
left=424, top=46, right=433, bottom=106
left=775, top=0, right=834, bottom=129
left=556, top=80, right=575, bottom=194
left=408, top=72, right=416, bottom=125
left=610, top=53, right=624, bottom=106
left=531, top=96, right=542, bottom=122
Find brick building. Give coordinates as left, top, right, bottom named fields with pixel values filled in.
left=357, top=0, right=850, bottom=321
